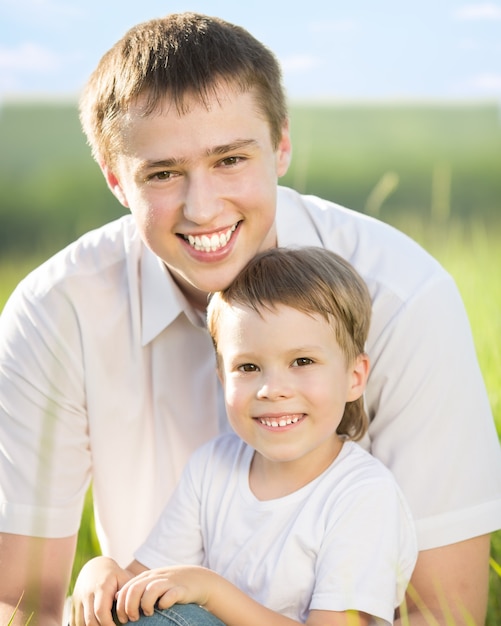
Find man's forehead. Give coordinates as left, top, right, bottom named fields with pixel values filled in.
left=126, top=81, right=257, bottom=120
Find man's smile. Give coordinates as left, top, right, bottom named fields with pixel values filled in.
left=181, top=222, right=239, bottom=253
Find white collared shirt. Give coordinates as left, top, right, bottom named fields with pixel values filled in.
left=1, top=186, right=501, bottom=565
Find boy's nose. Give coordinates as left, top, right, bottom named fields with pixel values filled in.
left=256, top=372, right=292, bottom=400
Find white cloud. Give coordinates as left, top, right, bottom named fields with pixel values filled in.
left=0, top=43, right=60, bottom=72
left=0, top=0, right=84, bottom=34
left=2, top=0, right=83, bottom=17
left=454, top=3, right=501, bottom=20
left=471, top=72, right=501, bottom=90
left=280, top=54, right=322, bottom=73
left=35, top=0, right=84, bottom=17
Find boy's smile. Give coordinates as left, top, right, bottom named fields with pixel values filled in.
left=102, top=83, right=291, bottom=309
left=216, top=302, right=368, bottom=493
left=256, top=413, right=305, bottom=429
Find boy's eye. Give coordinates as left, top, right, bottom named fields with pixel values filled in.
left=292, top=357, right=313, bottom=367
left=238, top=363, right=259, bottom=372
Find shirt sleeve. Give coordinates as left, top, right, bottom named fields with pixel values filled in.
left=365, top=273, right=501, bottom=549
left=311, top=475, right=417, bottom=625
left=0, top=279, right=90, bottom=538
left=134, top=443, right=208, bottom=569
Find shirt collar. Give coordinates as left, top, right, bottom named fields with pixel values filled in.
left=275, top=186, right=323, bottom=248
left=141, top=245, right=202, bottom=346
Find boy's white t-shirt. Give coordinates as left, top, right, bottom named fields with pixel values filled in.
left=135, top=434, right=418, bottom=625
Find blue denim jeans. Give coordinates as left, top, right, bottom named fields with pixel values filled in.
left=113, top=604, right=226, bottom=626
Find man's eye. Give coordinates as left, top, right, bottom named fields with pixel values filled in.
left=221, top=156, right=242, bottom=167
left=292, top=357, right=313, bottom=367
left=238, top=363, right=258, bottom=372
left=153, top=171, right=172, bottom=180
left=146, top=170, right=176, bottom=182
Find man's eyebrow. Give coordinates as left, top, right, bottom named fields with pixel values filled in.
left=141, top=156, right=187, bottom=170
left=139, top=139, right=259, bottom=171
left=208, top=139, right=259, bottom=156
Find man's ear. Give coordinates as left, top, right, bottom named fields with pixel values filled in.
left=347, top=353, right=370, bottom=402
left=100, top=162, right=130, bottom=208
left=276, top=119, right=292, bottom=178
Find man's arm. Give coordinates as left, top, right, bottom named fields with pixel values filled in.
left=0, top=532, right=77, bottom=626
left=396, top=534, right=491, bottom=626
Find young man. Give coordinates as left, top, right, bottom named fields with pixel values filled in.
left=0, top=12, right=500, bottom=625
left=72, top=247, right=418, bottom=626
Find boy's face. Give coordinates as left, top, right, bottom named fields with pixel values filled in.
left=102, top=84, right=291, bottom=308
left=216, top=303, right=368, bottom=476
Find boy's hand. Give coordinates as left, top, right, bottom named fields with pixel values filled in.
left=115, top=565, right=213, bottom=622
left=71, top=556, right=133, bottom=626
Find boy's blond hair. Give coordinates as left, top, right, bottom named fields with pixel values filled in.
left=207, top=247, right=372, bottom=441
left=79, top=12, right=287, bottom=165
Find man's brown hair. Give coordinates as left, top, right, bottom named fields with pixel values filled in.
left=79, top=12, right=287, bottom=164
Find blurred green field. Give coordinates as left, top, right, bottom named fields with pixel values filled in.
left=1, top=100, right=500, bottom=623
left=1, top=100, right=500, bottom=257
left=286, top=101, right=501, bottom=222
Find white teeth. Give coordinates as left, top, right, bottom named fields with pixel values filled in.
left=184, top=224, right=237, bottom=252
left=259, top=416, right=302, bottom=428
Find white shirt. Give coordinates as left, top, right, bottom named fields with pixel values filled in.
left=1, top=186, right=500, bottom=566
left=135, top=435, right=418, bottom=626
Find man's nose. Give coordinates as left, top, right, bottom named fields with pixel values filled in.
left=182, top=172, right=223, bottom=225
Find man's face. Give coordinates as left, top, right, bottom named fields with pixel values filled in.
left=103, top=85, right=291, bottom=308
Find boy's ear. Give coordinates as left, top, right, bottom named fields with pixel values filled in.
left=100, top=161, right=130, bottom=208
left=347, top=353, right=370, bottom=402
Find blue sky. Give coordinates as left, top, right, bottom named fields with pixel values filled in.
left=1, top=0, right=500, bottom=102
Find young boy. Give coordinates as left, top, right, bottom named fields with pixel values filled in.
left=73, top=247, right=417, bottom=626
left=0, top=12, right=500, bottom=625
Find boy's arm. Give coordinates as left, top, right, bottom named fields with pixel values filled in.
left=0, top=533, right=76, bottom=626
left=115, top=564, right=371, bottom=626
left=396, top=534, right=491, bottom=626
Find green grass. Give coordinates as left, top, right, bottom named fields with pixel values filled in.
left=284, top=101, right=501, bottom=222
